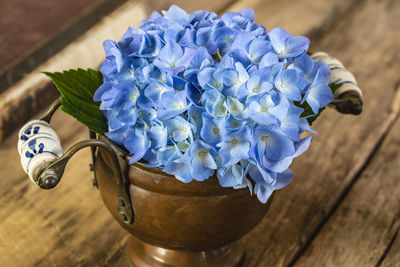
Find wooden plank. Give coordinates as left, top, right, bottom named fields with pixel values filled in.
left=0, top=0, right=128, bottom=92
left=142, top=0, right=236, bottom=14
left=228, top=0, right=361, bottom=38
left=0, top=110, right=126, bottom=267
left=0, top=83, right=60, bottom=144
left=0, top=1, right=394, bottom=267
left=380, top=226, right=400, bottom=267
left=0, top=1, right=146, bottom=142
left=0, top=0, right=100, bottom=72
left=294, top=88, right=400, bottom=266
left=241, top=0, right=400, bottom=266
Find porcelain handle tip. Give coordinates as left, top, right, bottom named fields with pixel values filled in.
left=17, top=120, right=63, bottom=185
left=311, top=52, right=363, bottom=115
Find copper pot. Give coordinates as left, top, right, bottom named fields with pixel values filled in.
left=17, top=102, right=273, bottom=266
left=96, top=142, right=273, bottom=266
left=18, top=51, right=363, bottom=266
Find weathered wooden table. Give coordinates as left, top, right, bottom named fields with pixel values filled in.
left=0, top=0, right=399, bottom=266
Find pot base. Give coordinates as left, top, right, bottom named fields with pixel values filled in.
left=122, top=236, right=245, bottom=267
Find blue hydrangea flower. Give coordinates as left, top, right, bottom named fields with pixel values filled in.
left=231, top=32, right=271, bottom=66
left=200, top=112, right=224, bottom=146
left=248, top=91, right=290, bottom=125
left=153, top=40, right=196, bottom=75
left=217, top=164, right=245, bottom=187
left=274, top=69, right=307, bottom=101
left=302, top=61, right=334, bottom=113
left=94, top=5, right=334, bottom=203
left=125, top=127, right=150, bottom=164
left=217, top=127, right=251, bottom=167
left=268, top=28, right=310, bottom=58
left=237, top=67, right=273, bottom=102
left=165, top=116, right=194, bottom=143
left=157, top=90, right=191, bottom=120
left=188, top=140, right=218, bottom=181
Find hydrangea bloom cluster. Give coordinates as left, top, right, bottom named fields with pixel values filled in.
left=94, top=5, right=333, bottom=203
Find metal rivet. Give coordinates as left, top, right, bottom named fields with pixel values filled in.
left=92, top=178, right=98, bottom=187
left=120, top=213, right=128, bottom=223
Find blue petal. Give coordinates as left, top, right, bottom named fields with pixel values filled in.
left=273, top=169, right=293, bottom=190
left=116, top=108, right=138, bottom=125
left=231, top=49, right=251, bottom=67
left=185, top=82, right=202, bottom=106
left=281, top=105, right=304, bottom=141
left=157, top=91, right=191, bottom=120
left=238, top=8, right=255, bottom=21
left=217, top=164, right=244, bottom=187
left=196, top=27, right=217, bottom=55
left=266, top=134, right=294, bottom=160
left=154, top=40, right=183, bottom=70
left=94, top=82, right=112, bottom=102
left=254, top=183, right=273, bottom=203
left=191, top=159, right=214, bottom=181
left=162, top=5, right=193, bottom=26
left=125, top=128, right=149, bottom=164
left=221, top=69, right=238, bottom=87
left=105, top=126, right=128, bottom=146
left=197, top=67, right=215, bottom=88
left=200, top=112, right=222, bottom=146
left=248, top=162, right=276, bottom=190
left=293, top=136, right=313, bottom=157
left=268, top=28, right=291, bottom=55
left=103, top=40, right=124, bottom=72
left=285, top=36, right=309, bottom=57
left=294, top=53, right=315, bottom=75
left=148, top=125, right=168, bottom=149
left=259, top=52, right=279, bottom=68
left=261, top=156, right=293, bottom=173
left=144, top=78, right=174, bottom=105
left=178, top=28, right=196, bottom=47
left=157, top=145, right=176, bottom=165
left=254, top=125, right=295, bottom=161
left=304, top=63, right=333, bottom=113
left=249, top=40, right=271, bottom=63
left=231, top=31, right=253, bottom=51
left=164, top=157, right=194, bottom=183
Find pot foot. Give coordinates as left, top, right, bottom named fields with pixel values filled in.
left=122, top=236, right=245, bottom=267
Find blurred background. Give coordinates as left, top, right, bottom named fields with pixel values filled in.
left=1, top=0, right=399, bottom=266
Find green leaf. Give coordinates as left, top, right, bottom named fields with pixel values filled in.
left=44, top=69, right=107, bottom=135
left=295, top=83, right=343, bottom=126
left=329, top=83, right=343, bottom=95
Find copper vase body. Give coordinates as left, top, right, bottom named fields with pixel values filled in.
left=96, top=146, right=272, bottom=266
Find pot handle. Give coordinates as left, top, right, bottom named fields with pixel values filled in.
left=311, top=51, right=363, bottom=115
left=17, top=99, right=134, bottom=224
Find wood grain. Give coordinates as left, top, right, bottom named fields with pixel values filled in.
left=294, top=108, right=400, bottom=265
left=380, top=226, right=400, bottom=267
left=0, top=0, right=100, bottom=72
left=0, top=0, right=398, bottom=266
left=0, top=110, right=126, bottom=267
left=0, top=0, right=129, bottom=92
left=238, top=0, right=400, bottom=266
left=0, top=1, right=146, bottom=143
left=142, top=0, right=236, bottom=15
left=228, top=0, right=359, bottom=39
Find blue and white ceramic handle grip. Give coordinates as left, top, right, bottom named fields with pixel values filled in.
left=17, top=101, right=134, bottom=224
left=312, top=51, right=363, bottom=115
left=18, top=120, right=63, bottom=186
